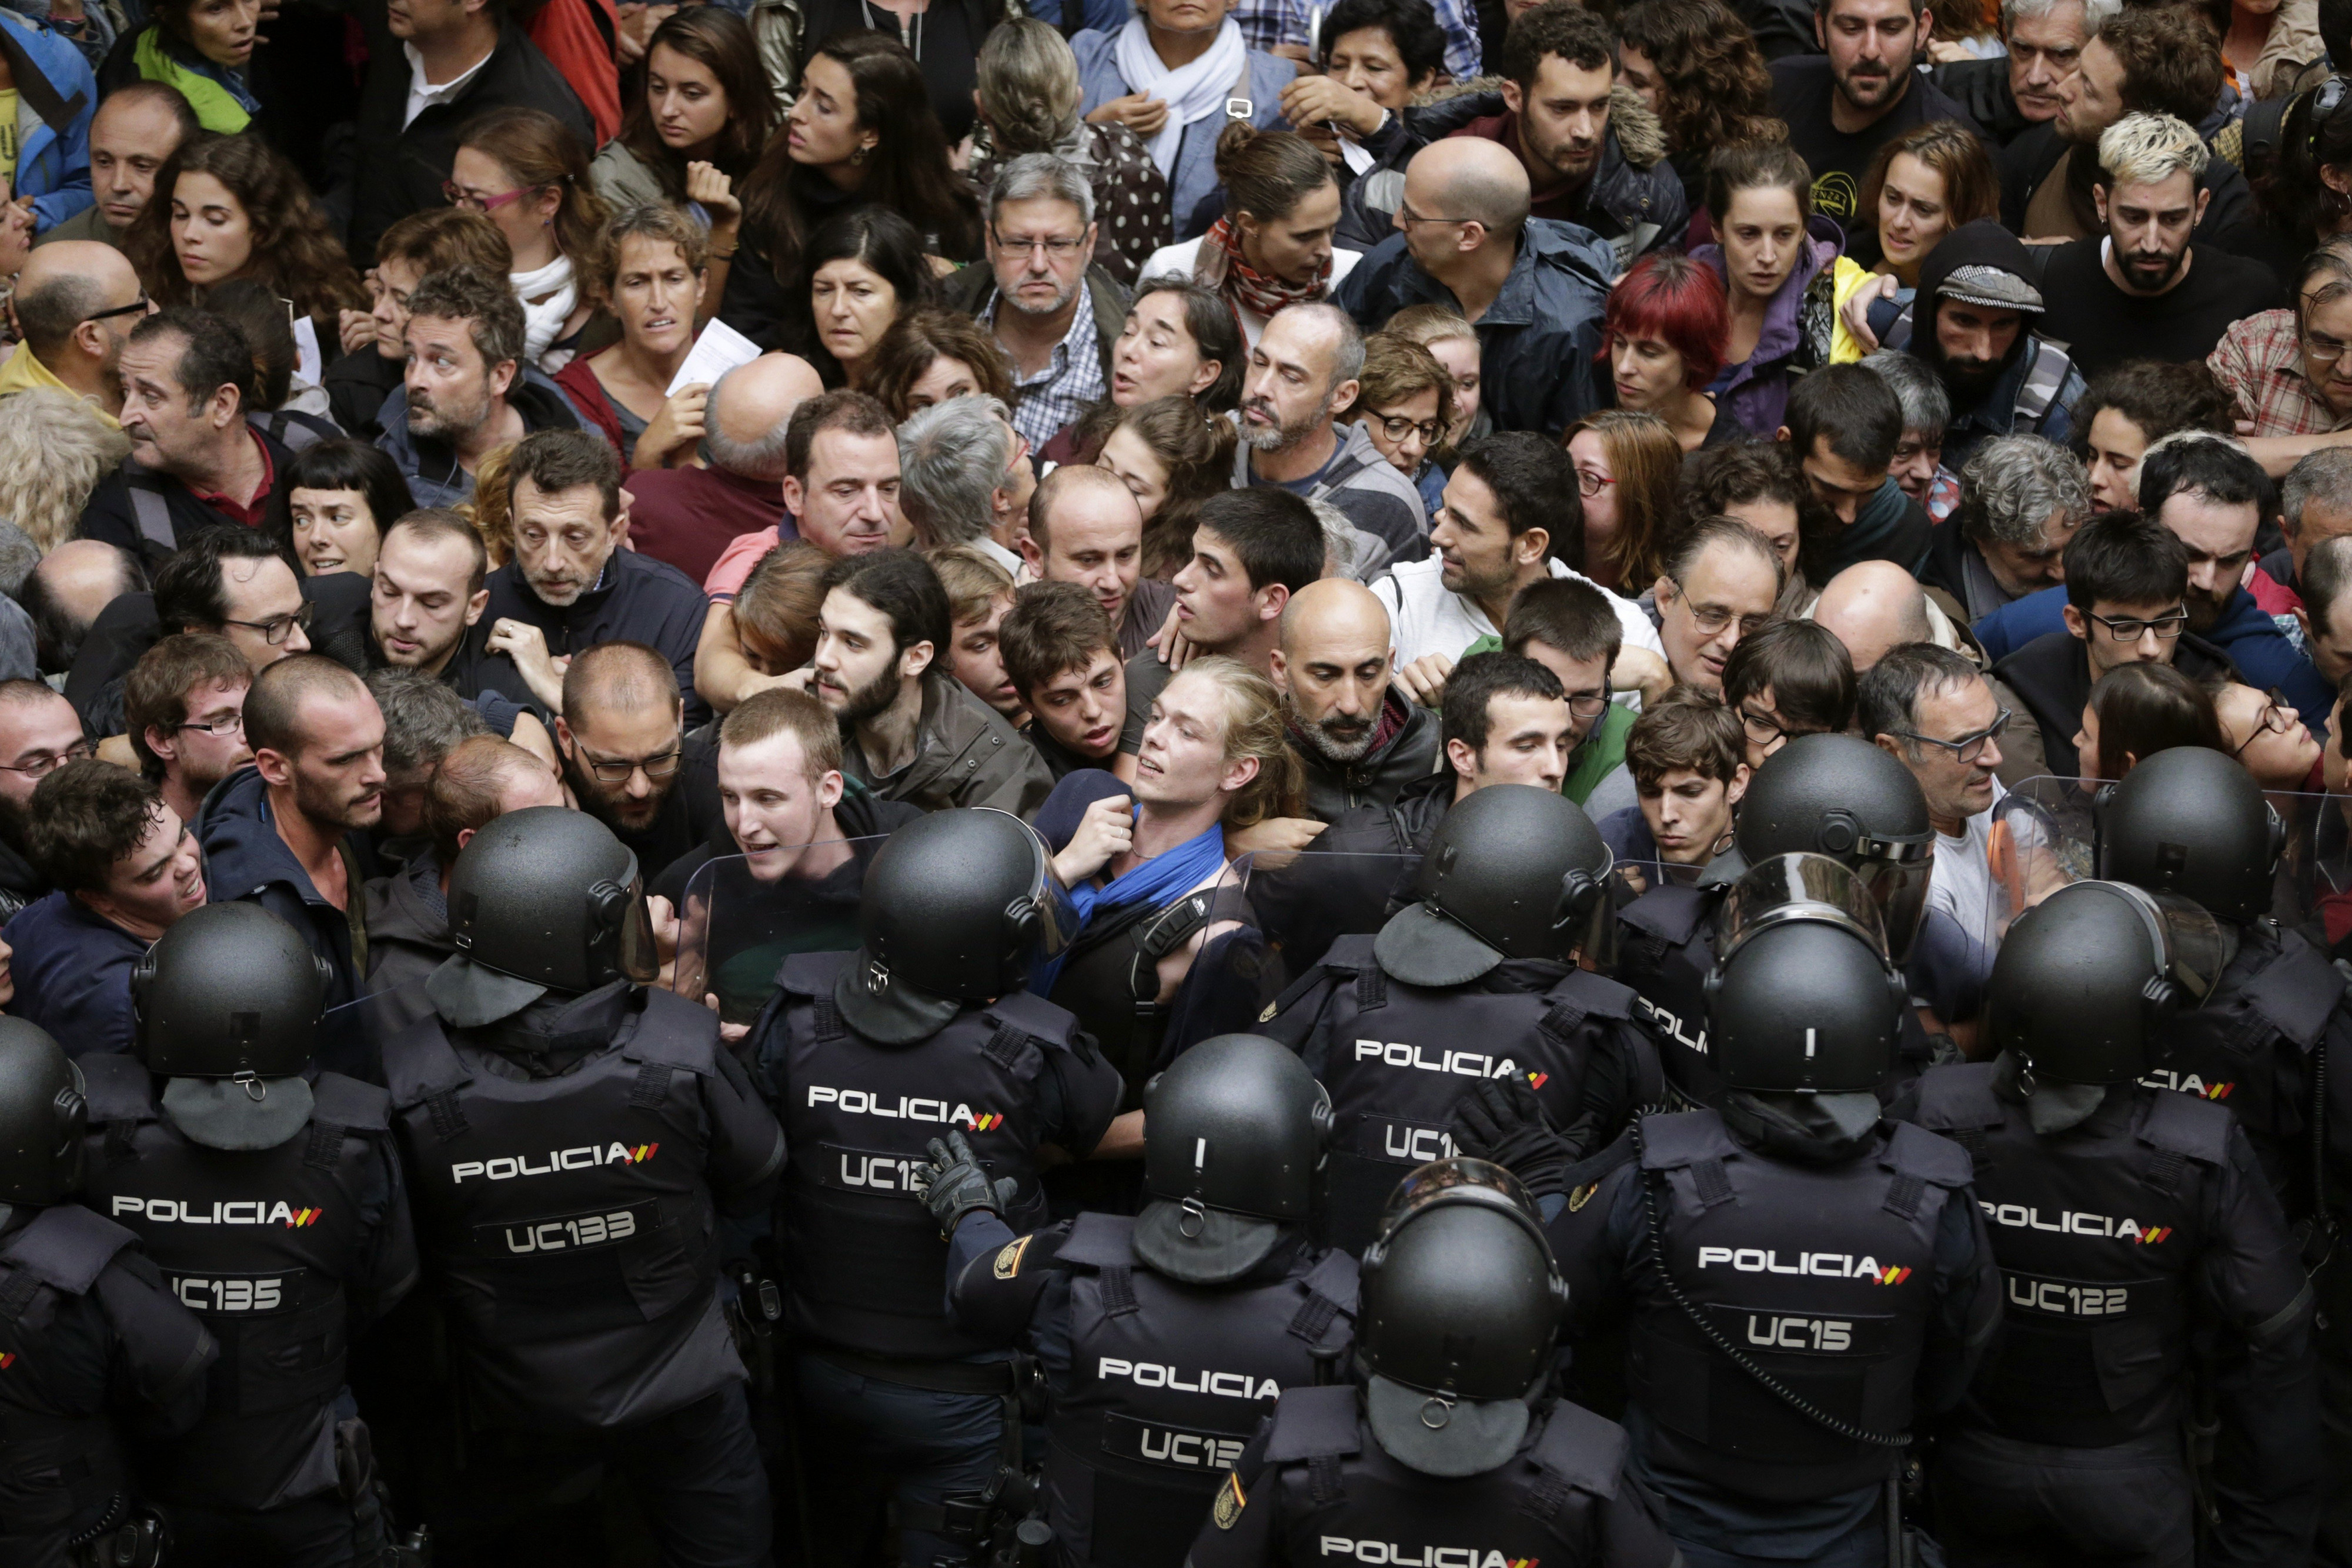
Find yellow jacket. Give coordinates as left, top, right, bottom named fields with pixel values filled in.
left=0, top=343, right=119, bottom=427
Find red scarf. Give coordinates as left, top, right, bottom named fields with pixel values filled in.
left=1201, top=216, right=1332, bottom=325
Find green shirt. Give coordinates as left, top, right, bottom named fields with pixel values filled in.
left=1459, top=633, right=1632, bottom=807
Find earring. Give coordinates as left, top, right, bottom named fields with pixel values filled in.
left=851, top=144, right=871, bottom=165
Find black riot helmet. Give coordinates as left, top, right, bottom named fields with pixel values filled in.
left=439, top=806, right=658, bottom=1022
left=0, top=1018, right=85, bottom=1206
left=840, top=808, right=1075, bottom=1045
left=2094, top=746, right=2286, bottom=924
left=1357, top=1160, right=1567, bottom=1478
left=1374, top=784, right=1616, bottom=987
left=131, top=901, right=330, bottom=1078
left=1733, top=734, right=1935, bottom=959
left=1131, top=1035, right=1334, bottom=1285
left=1983, top=880, right=2230, bottom=1084
left=1702, top=854, right=1908, bottom=1094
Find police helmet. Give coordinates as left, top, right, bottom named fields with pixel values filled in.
left=132, top=901, right=330, bottom=1078
left=432, top=806, right=658, bottom=1026
left=1133, top=1035, right=1333, bottom=1285
left=838, top=808, right=1074, bottom=1045
left=2094, top=747, right=2286, bottom=924
left=1733, top=734, right=1935, bottom=959
left=0, top=1018, right=85, bottom=1206
left=1375, top=784, right=1616, bottom=987
left=1983, top=880, right=2229, bottom=1084
left=1702, top=854, right=1908, bottom=1094
left=1358, top=1160, right=1566, bottom=1477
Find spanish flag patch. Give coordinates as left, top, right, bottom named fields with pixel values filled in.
left=1213, top=1471, right=1245, bottom=1529
left=993, top=1235, right=1033, bottom=1279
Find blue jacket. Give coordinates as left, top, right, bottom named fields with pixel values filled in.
left=197, top=765, right=370, bottom=1072
left=0, top=9, right=95, bottom=232
left=1071, top=29, right=1292, bottom=242
left=3, top=890, right=143, bottom=1059
left=1975, top=583, right=2334, bottom=739
left=372, top=366, right=586, bottom=510
left=1336, top=219, right=1615, bottom=436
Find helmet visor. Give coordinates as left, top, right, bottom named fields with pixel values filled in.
left=614, top=869, right=660, bottom=985
left=1372, top=1156, right=1547, bottom=1248
left=2102, top=883, right=2232, bottom=1008
left=1717, top=852, right=1894, bottom=968
left=1002, top=812, right=1081, bottom=965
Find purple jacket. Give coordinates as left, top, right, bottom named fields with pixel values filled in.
left=1697, top=214, right=1844, bottom=438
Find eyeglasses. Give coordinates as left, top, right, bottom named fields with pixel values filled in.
left=1739, top=706, right=1815, bottom=749
left=992, top=232, right=1087, bottom=259
left=1576, top=468, right=1616, bottom=498
left=219, top=602, right=314, bottom=646
left=0, top=740, right=92, bottom=778
left=1663, top=579, right=1771, bottom=637
left=82, top=290, right=151, bottom=324
left=1563, top=692, right=1611, bottom=720
left=1369, top=412, right=1442, bottom=446
left=442, top=180, right=536, bottom=212
left=1395, top=201, right=1469, bottom=226
left=575, top=745, right=683, bottom=784
left=1895, top=707, right=2013, bottom=766
left=2085, top=607, right=2189, bottom=641
left=2304, top=326, right=2352, bottom=366
left=2233, top=688, right=2298, bottom=754
left=170, top=713, right=245, bottom=738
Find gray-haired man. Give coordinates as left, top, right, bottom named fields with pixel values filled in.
left=1922, top=432, right=2091, bottom=623
left=943, top=152, right=1131, bottom=447
left=1235, top=301, right=1429, bottom=563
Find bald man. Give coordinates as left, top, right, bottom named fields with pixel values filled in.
left=1335, top=136, right=1612, bottom=436
left=1240, top=303, right=1429, bottom=561
left=1811, top=560, right=2049, bottom=787
left=0, top=240, right=151, bottom=419
left=554, top=638, right=724, bottom=882
left=1274, top=577, right=1441, bottom=820
left=626, top=352, right=826, bottom=585
left=1019, top=463, right=1175, bottom=660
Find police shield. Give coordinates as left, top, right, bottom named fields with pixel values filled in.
left=670, top=837, right=893, bottom=1028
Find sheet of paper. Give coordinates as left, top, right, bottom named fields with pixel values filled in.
left=667, top=317, right=763, bottom=396
left=293, top=316, right=322, bottom=390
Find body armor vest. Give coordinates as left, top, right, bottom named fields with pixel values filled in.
left=383, top=988, right=734, bottom=1430
left=1616, top=885, right=1720, bottom=1106
left=1276, top=937, right=1643, bottom=1254
left=1044, top=1213, right=1357, bottom=1568
left=78, top=1057, right=387, bottom=1512
left=772, top=950, right=1080, bottom=1361
left=1626, top=1108, right=1970, bottom=1500
left=2146, top=925, right=2341, bottom=1212
left=1912, top=1062, right=2226, bottom=1449
left=1239, top=1385, right=1642, bottom=1567
left=1048, top=888, right=1217, bottom=1107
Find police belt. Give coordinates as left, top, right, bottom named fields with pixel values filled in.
left=808, top=1343, right=1021, bottom=1396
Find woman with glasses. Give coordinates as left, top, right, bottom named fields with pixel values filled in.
left=2075, top=661, right=2227, bottom=784
left=1602, top=253, right=1736, bottom=453
left=1138, top=128, right=1357, bottom=349
left=1341, top=333, right=1454, bottom=521
left=121, top=132, right=363, bottom=345
left=1564, top=410, right=1679, bottom=597
left=789, top=206, right=937, bottom=392
left=1095, top=394, right=1240, bottom=581
left=721, top=30, right=981, bottom=354
left=556, top=204, right=713, bottom=470
left=449, top=108, right=613, bottom=373
left=1695, top=142, right=1839, bottom=440
left=1038, top=275, right=1241, bottom=466
left=2217, top=680, right=2324, bottom=789
left=282, top=439, right=416, bottom=581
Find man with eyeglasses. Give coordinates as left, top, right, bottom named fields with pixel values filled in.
left=1232, top=303, right=1428, bottom=563
left=2213, top=236, right=2352, bottom=477
left=0, top=240, right=149, bottom=422
left=554, top=640, right=723, bottom=887
left=944, top=155, right=1128, bottom=451
left=1652, top=517, right=1784, bottom=699
left=0, top=680, right=92, bottom=922
left=125, top=631, right=252, bottom=834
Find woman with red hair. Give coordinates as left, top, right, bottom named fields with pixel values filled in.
left=1603, top=252, right=1737, bottom=453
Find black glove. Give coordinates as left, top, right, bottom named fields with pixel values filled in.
left=1448, top=1078, right=1575, bottom=1199
left=913, top=1131, right=1018, bottom=1238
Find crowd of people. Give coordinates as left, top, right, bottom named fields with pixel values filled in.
left=2, top=0, right=2352, bottom=1559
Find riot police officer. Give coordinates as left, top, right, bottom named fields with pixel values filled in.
left=379, top=805, right=784, bottom=1566
left=1484, top=855, right=1999, bottom=1568
left=76, top=901, right=416, bottom=1566
left=1262, top=784, right=1659, bottom=1253
left=753, top=807, right=1124, bottom=1568
left=0, top=1016, right=215, bottom=1568
left=914, top=1033, right=1357, bottom=1568
left=1899, top=878, right=2318, bottom=1566
left=1185, top=1158, right=1681, bottom=1568
left=1615, top=733, right=1938, bottom=1107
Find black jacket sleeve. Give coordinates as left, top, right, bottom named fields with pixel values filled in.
left=704, top=1041, right=789, bottom=1216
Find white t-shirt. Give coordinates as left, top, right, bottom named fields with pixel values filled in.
left=1371, top=556, right=1665, bottom=670
left=1927, top=777, right=2007, bottom=953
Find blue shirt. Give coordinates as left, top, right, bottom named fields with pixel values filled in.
left=4, top=891, right=145, bottom=1059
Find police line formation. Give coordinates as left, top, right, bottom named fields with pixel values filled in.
left=3, top=733, right=2345, bottom=1568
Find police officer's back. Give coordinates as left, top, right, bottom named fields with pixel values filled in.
left=76, top=901, right=416, bottom=1567
left=1898, top=878, right=2318, bottom=1567
left=1493, top=855, right=2000, bottom=1568
left=379, top=807, right=784, bottom=1564
left=920, top=1034, right=1357, bottom=1568
left=0, top=1017, right=215, bottom=1568
left=1186, top=1159, right=1680, bottom=1568
left=1264, top=785, right=1660, bottom=1253
left=752, top=807, right=1124, bottom=1568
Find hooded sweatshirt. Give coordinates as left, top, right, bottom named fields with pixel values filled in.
left=1905, top=219, right=2086, bottom=470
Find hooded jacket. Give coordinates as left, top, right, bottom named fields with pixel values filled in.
left=0, top=10, right=93, bottom=232
left=1696, top=214, right=1842, bottom=439
left=1902, top=219, right=2084, bottom=469
left=372, top=366, right=587, bottom=511
left=843, top=669, right=1054, bottom=818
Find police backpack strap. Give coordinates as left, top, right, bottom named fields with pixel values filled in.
left=777, top=948, right=853, bottom=1005
left=2243, top=934, right=2348, bottom=1052
left=1907, top=1061, right=2003, bottom=1165
left=1619, top=885, right=1713, bottom=977
left=0, top=1204, right=137, bottom=1306
left=304, top=1072, right=392, bottom=1170
left=2138, top=1088, right=2233, bottom=1198
left=1521, top=1398, right=1629, bottom=1523
left=1062, top=1211, right=1146, bottom=1316
left=624, top=988, right=727, bottom=1105
left=985, top=989, right=1084, bottom=1059
left=1288, top=1248, right=1359, bottom=1358
left=1879, top=1122, right=1977, bottom=1225
left=382, top=1018, right=474, bottom=1139
left=1262, top=1383, right=1363, bottom=1506
left=79, top=1054, right=157, bottom=1176
left=1539, top=969, right=1636, bottom=1039
left=121, top=463, right=178, bottom=556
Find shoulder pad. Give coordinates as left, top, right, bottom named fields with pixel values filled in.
left=1320, top=934, right=1377, bottom=971
left=1909, top=1062, right=2004, bottom=1135
left=777, top=950, right=854, bottom=1001
left=981, top=990, right=1081, bottom=1051
left=1541, top=968, right=1636, bottom=1023
left=78, top=1052, right=154, bottom=1125
left=2243, top=934, right=2347, bottom=1051
left=2, top=1204, right=136, bottom=1296
left=1558, top=1129, right=1638, bottom=1199
left=1636, top=1109, right=1735, bottom=1171
left=626, top=988, right=723, bottom=1069
left=2139, top=1087, right=2233, bottom=1168
left=380, top=1017, right=469, bottom=1108
left=1527, top=1398, right=1629, bottom=1499
left=1299, top=1246, right=1361, bottom=1316
left=1619, top=885, right=1714, bottom=947
left=1262, top=1384, right=1365, bottom=1463
left=1057, top=1211, right=1138, bottom=1269
left=308, top=1073, right=392, bottom=1132
left=1882, top=1120, right=1978, bottom=1190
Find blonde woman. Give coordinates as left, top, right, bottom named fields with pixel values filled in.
left=0, top=390, right=132, bottom=551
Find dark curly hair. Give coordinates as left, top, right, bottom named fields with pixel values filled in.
left=123, top=133, right=365, bottom=328
left=2068, top=360, right=2238, bottom=459
left=2253, top=74, right=2352, bottom=253
left=1618, top=0, right=1783, bottom=163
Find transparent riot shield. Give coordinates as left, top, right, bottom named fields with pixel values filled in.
left=670, top=837, right=892, bottom=1029
left=1231, top=847, right=1424, bottom=995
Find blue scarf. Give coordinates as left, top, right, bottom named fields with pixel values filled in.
left=1030, top=818, right=1227, bottom=998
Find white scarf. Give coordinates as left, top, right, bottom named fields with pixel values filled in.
left=1112, top=15, right=1248, bottom=178
left=512, top=253, right=579, bottom=370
